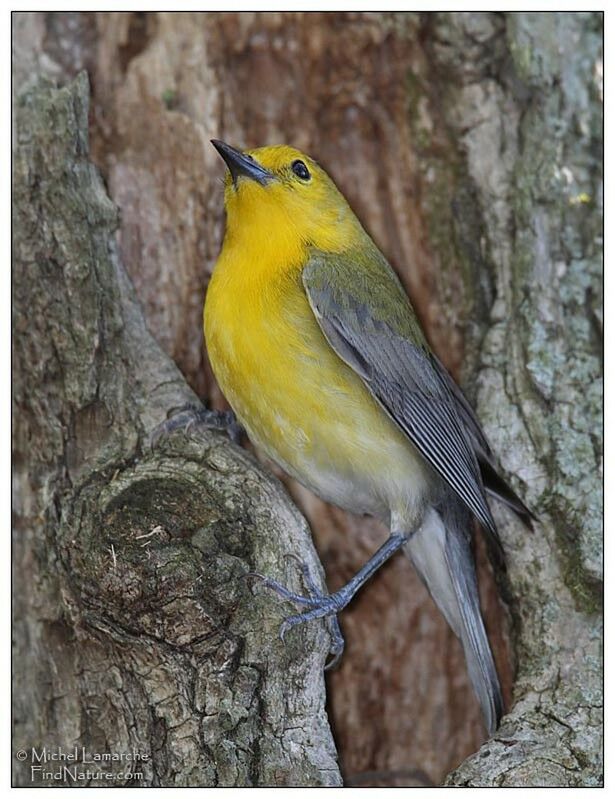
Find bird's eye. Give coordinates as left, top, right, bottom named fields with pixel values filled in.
left=291, top=160, right=311, bottom=181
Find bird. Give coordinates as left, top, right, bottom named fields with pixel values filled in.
left=203, top=139, right=535, bottom=736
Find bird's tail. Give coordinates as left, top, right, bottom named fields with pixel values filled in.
left=404, top=502, right=503, bottom=735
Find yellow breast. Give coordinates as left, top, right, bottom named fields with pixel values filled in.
left=204, top=243, right=429, bottom=519
left=205, top=248, right=357, bottom=463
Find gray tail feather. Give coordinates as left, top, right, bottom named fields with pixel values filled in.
left=404, top=502, right=503, bottom=735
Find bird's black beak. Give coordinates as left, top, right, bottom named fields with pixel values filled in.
left=211, top=139, right=273, bottom=187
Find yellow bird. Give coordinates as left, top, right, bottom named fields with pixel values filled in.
left=204, top=140, right=534, bottom=735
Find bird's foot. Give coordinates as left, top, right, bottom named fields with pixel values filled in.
left=149, top=403, right=244, bottom=448
left=247, top=557, right=346, bottom=670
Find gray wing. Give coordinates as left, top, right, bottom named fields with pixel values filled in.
left=431, top=353, right=536, bottom=529
left=303, top=252, right=499, bottom=541
left=429, top=353, right=492, bottom=459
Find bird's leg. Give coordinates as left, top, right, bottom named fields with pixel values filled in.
left=149, top=403, right=245, bottom=447
left=250, top=533, right=408, bottom=666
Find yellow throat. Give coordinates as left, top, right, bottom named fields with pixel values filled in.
left=204, top=142, right=427, bottom=519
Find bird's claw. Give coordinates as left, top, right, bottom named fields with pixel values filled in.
left=325, top=620, right=345, bottom=670
left=283, top=552, right=321, bottom=596
left=149, top=403, right=245, bottom=449
left=244, top=571, right=320, bottom=607
left=277, top=604, right=345, bottom=669
left=250, top=559, right=347, bottom=667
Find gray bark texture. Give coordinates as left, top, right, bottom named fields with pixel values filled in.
left=12, top=73, right=340, bottom=787
left=12, top=11, right=602, bottom=788
left=428, top=12, right=604, bottom=786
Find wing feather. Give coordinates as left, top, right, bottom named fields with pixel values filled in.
left=303, top=252, right=499, bottom=540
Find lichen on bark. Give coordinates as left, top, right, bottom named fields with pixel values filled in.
left=425, top=12, right=603, bottom=787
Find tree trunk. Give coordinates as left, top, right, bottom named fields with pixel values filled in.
left=12, top=11, right=602, bottom=787
left=12, top=72, right=339, bottom=787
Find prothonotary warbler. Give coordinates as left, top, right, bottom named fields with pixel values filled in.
left=204, top=140, right=535, bottom=736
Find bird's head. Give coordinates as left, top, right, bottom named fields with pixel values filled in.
left=212, top=140, right=365, bottom=261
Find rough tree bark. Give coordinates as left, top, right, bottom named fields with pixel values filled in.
left=12, top=73, right=339, bottom=787
left=429, top=12, right=603, bottom=785
left=12, top=11, right=602, bottom=787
